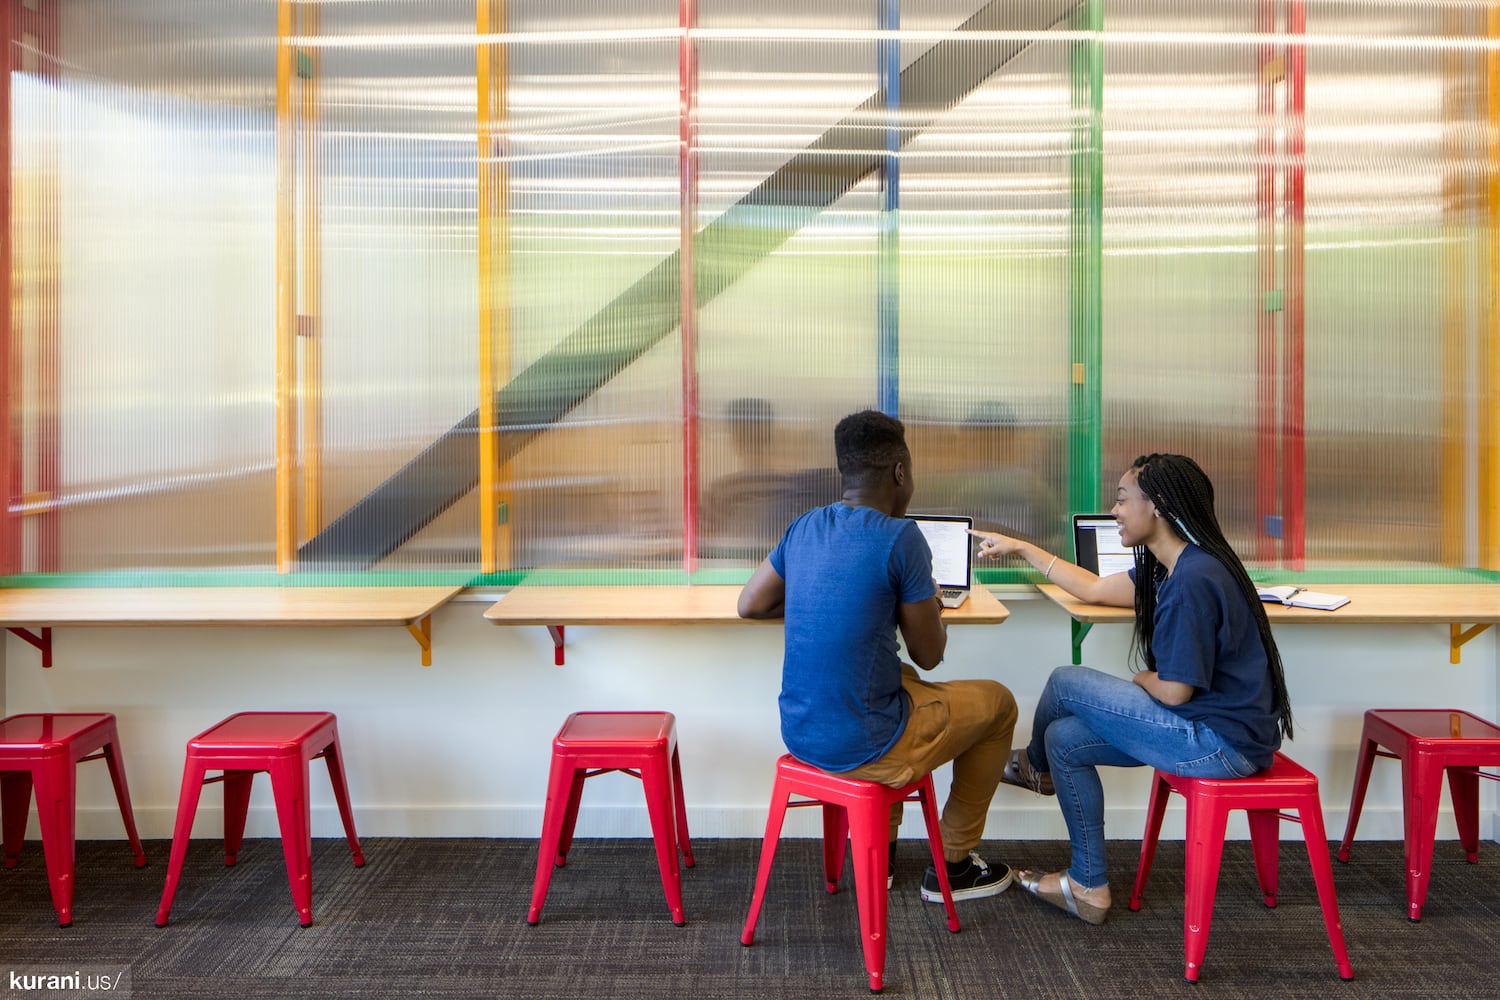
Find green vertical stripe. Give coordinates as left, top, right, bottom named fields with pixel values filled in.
left=1068, top=0, right=1103, bottom=516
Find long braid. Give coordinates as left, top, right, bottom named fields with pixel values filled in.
left=1128, top=454, right=1295, bottom=741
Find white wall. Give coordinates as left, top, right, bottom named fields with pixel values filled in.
left=4, top=589, right=1496, bottom=846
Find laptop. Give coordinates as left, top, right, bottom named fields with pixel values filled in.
left=906, top=514, right=973, bottom=608
left=1072, top=513, right=1136, bottom=577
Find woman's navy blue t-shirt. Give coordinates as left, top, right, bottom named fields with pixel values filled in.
left=1144, top=544, right=1281, bottom=768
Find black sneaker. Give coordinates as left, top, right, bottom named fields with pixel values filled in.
left=920, top=851, right=1013, bottom=902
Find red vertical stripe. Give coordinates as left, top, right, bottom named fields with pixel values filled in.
left=1284, top=1, right=1307, bottom=569
left=37, top=0, right=58, bottom=572
left=1, top=0, right=18, bottom=575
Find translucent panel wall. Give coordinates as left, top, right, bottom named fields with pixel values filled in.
left=39, top=1, right=276, bottom=574
left=5, top=1, right=1494, bottom=582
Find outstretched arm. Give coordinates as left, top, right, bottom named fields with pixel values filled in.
left=970, top=529, right=1135, bottom=607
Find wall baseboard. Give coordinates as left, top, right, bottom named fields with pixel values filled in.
left=48, top=803, right=1495, bottom=843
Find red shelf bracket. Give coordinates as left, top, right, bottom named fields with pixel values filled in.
left=546, top=625, right=565, bottom=666
left=8, top=626, right=52, bottom=667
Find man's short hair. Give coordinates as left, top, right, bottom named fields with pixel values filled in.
left=834, top=410, right=909, bottom=480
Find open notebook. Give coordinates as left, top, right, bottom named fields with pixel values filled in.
left=1257, top=585, right=1349, bottom=611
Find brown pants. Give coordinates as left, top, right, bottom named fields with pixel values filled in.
left=843, top=664, right=1018, bottom=863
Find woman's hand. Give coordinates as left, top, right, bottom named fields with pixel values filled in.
left=969, top=529, right=1025, bottom=561
left=970, top=526, right=1136, bottom=608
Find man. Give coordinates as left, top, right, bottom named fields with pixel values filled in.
left=738, top=409, right=1019, bottom=900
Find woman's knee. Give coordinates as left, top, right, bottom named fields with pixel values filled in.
left=1042, top=716, right=1097, bottom=768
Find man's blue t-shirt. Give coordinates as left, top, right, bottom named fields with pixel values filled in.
left=1143, top=544, right=1282, bottom=769
left=769, top=503, right=936, bottom=772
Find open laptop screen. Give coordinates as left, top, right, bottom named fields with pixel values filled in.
left=906, top=514, right=973, bottom=590
left=1072, top=514, right=1135, bottom=577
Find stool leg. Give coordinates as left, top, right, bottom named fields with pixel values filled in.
left=555, top=767, right=588, bottom=867
left=1129, top=771, right=1172, bottom=910
left=99, top=734, right=148, bottom=868
left=1446, top=766, right=1481, bottom=863
left=740, top=780, right=791, bottom=946
left=321, top=737, right=365, bottom=867
left=640, top=753, right=686, bottom=926
left=34, top=753, right=78, bottom=927
left=822, top=802, right=850, bottom=893
left=1, top=771, right=33, bottom=869
left=1297, top=796, right=1355, bottom=981
left=527, top=756, right=577, bottom=925
left=1181, top=796, right=1230, bottom=983
left=1402, top=751, right=1444, bottom=922
left=1246, top=808, right=1282, bottom=907
left=156, top=759, right=208, bottom=927
left=269, top=758, right=314, bottom=927
left=670, top=745, right=694, bottom=868
left=914, top=779, right=960, bottom=933
left=221, top=771, right=255, bottom=866
left=1337, top=732, right=1380, bottom=863
left=847, top=800, right=890, bottom=993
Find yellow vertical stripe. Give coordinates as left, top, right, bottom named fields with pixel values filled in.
left=477, top=0, right=499, bottom=573
left=274, top=0, right=297, bottom=573
left=1483, top=4, right=1500, bottom=569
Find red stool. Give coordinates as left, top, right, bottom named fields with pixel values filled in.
left=740, top=754, right=960, bottom=994
left=1337, top=708, right=1500, bottom=921
left=1129, top=752, right=1353, bottom=983
left=527, top=711, right=693, bottom=926
left=155, top=712, right=364, bottom=928
left=0, top=713, right=148, bottom=926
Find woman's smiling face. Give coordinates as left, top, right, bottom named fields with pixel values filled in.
left=1111, top=468, right=1159, bottom=549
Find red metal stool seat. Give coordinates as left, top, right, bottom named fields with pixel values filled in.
left=528, top=711, right=693, bottom=926
left=0, top=713, right=148, bottom=926
left=1337, top=708, right=1500, bottom=921
left=1129, top=752, right=1353, bottom=983
left=740, top=753, right=960, bottom=994
left=155, top=712, right=364, bottom=928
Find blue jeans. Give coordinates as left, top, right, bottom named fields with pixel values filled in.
left=1024, top=665, right=1259, bottom=889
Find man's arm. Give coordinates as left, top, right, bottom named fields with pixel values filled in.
left=896, top=584, right=946, bottom=670
left=738, top=557, right=786, bottom=619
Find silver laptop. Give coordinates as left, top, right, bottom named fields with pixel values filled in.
left=906, top=514, right=973, bottom=608
left=1072, top=513, right=1135, bottom=577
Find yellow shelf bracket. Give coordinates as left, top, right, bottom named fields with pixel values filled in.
left=1450, top=622, right=1491, bottom=664
left=407, top=615, right=433, bottom=667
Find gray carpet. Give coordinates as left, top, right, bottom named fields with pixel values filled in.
left=2, top=837, right=1497, bottom=998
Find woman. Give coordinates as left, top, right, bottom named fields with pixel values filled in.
left=972, top=454, right=1292, bottom=925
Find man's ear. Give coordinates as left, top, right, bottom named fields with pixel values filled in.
left=892, top=460, right=908, bottom=486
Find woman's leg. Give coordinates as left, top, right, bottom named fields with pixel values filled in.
left=1043, top=715, right=1139, bottom=889
left=1028, top=665, right=1257, bottom=888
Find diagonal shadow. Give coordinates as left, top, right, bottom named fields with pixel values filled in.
left=299, top=0, right=1079, bottom=568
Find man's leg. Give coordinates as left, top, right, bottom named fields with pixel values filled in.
left=846, top=666, right=1016, bottom=859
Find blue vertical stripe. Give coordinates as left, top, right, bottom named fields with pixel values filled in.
left=877, top=0, right=900, bottom=417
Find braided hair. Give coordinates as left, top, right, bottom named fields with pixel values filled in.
left=1127, top=454, right=1294, bottom=740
